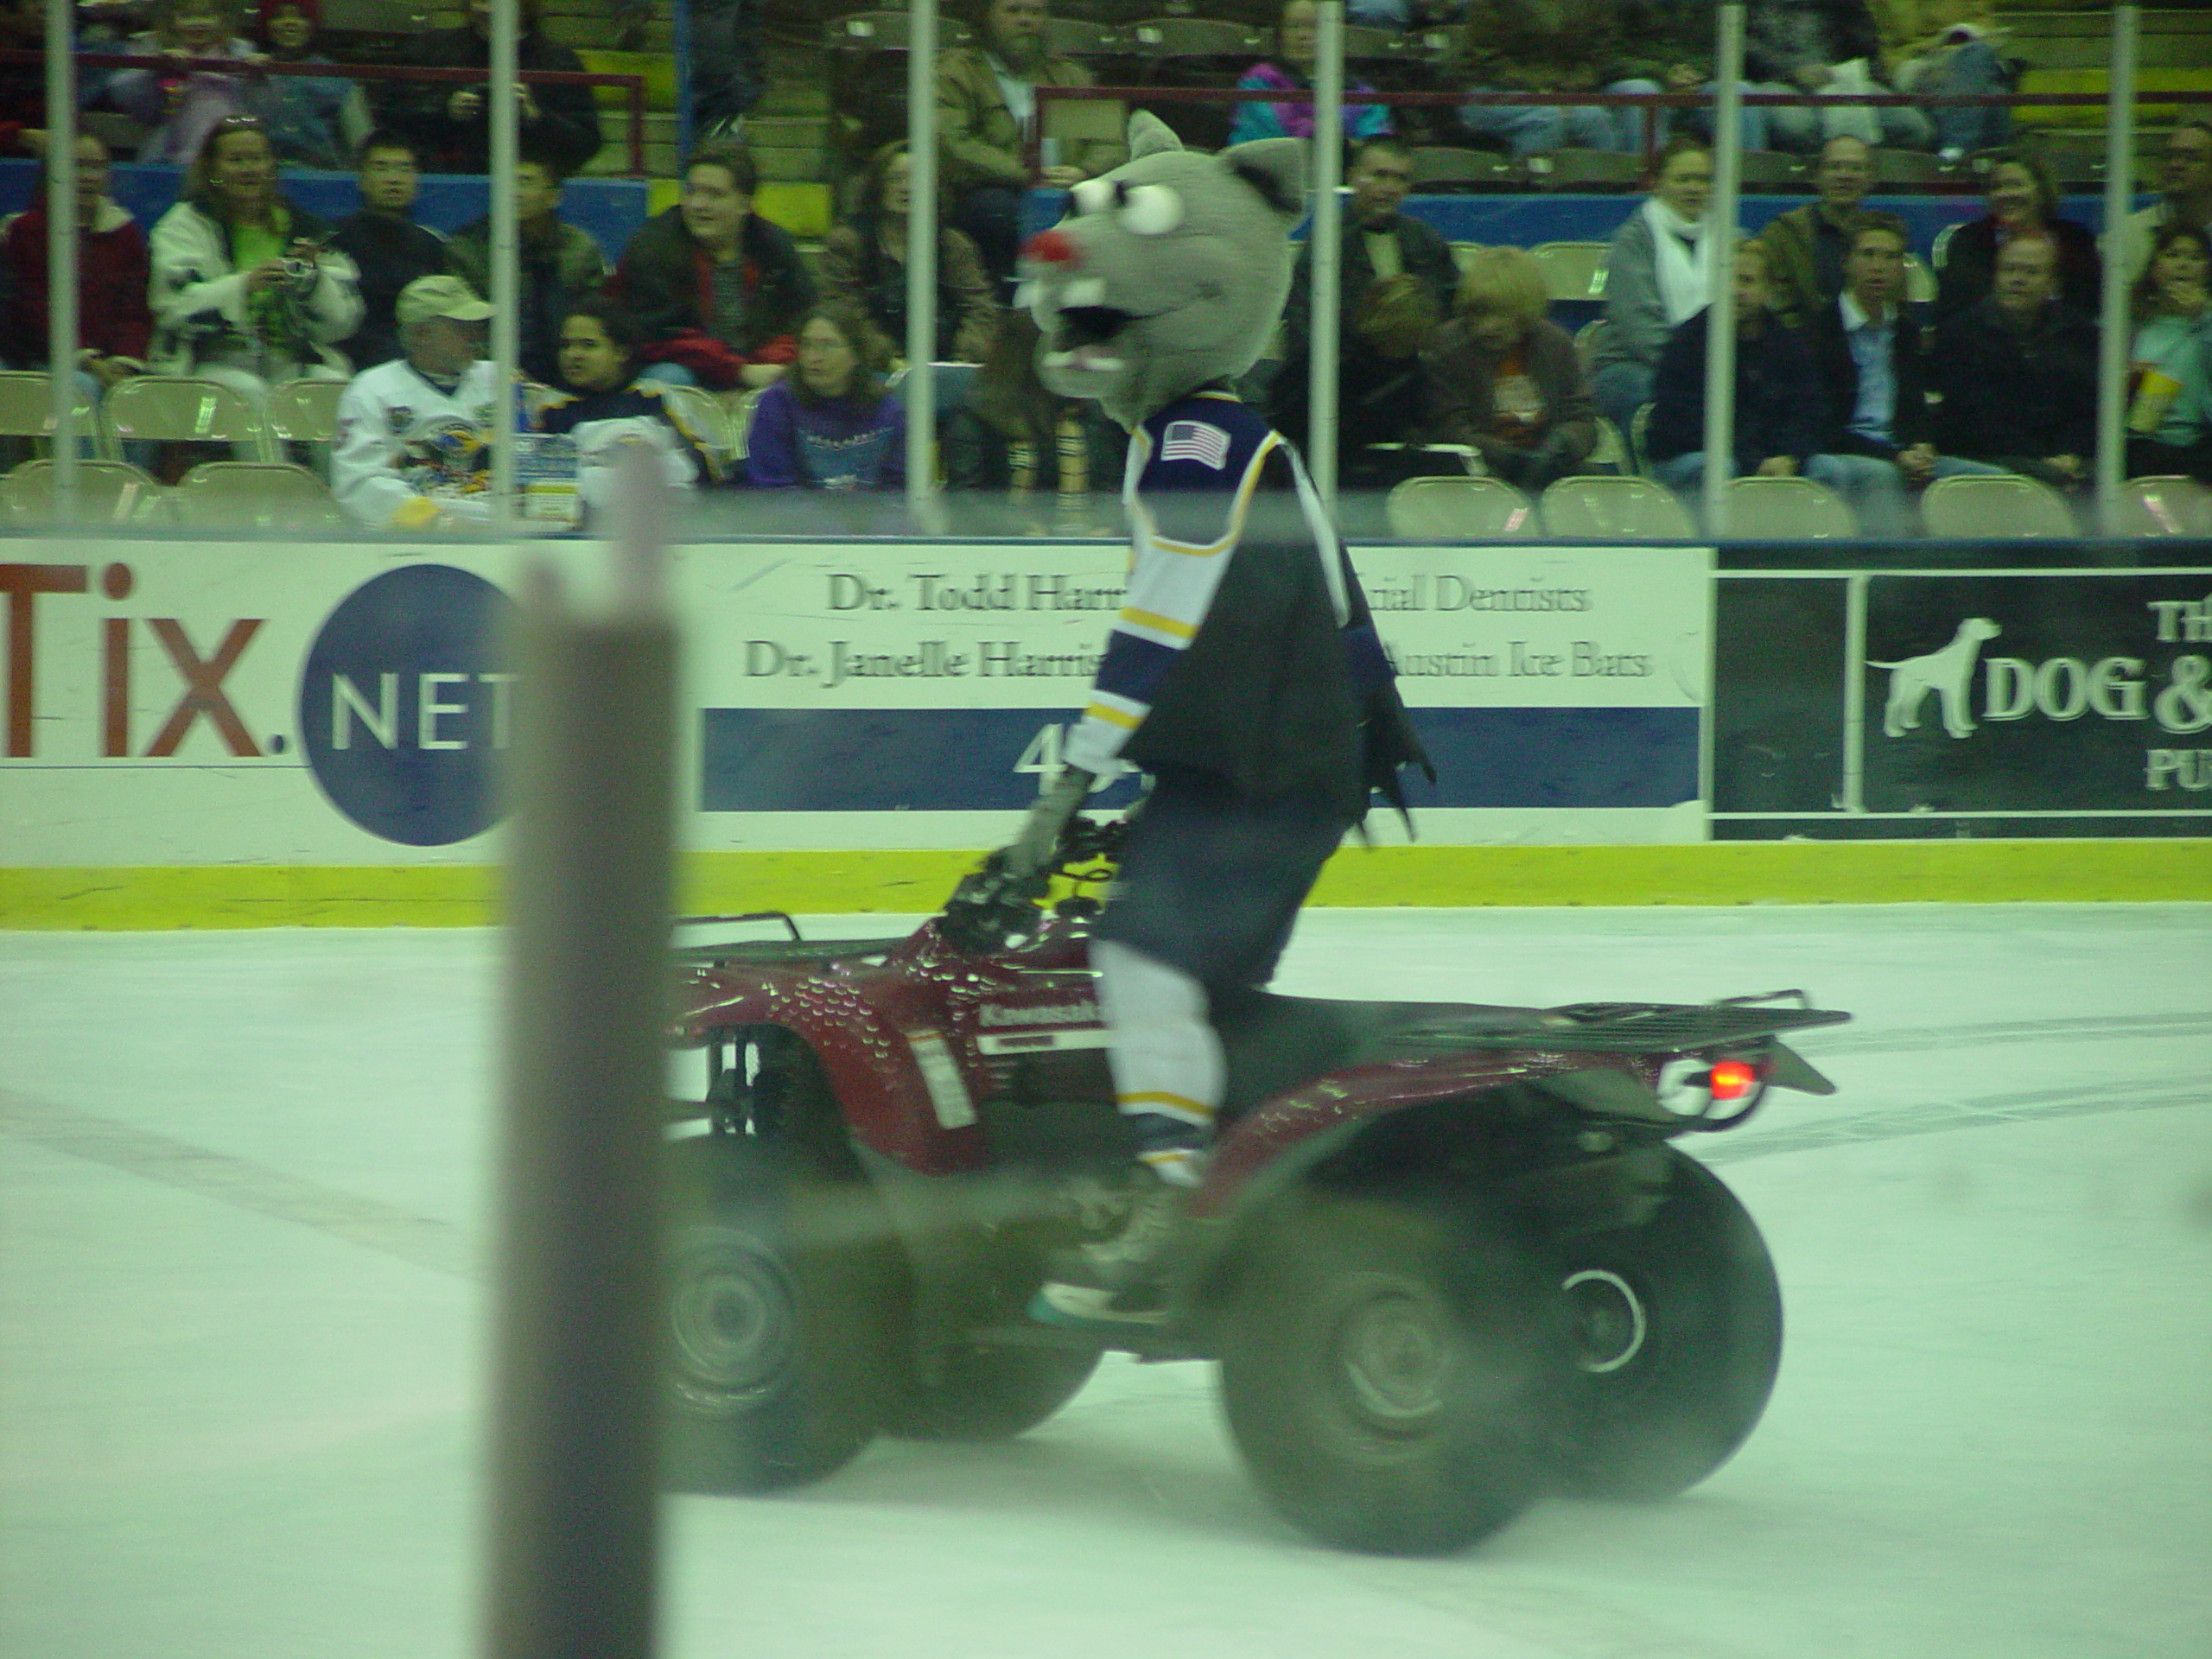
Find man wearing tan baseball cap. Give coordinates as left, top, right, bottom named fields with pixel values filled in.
left=395, top=271, right=498, bottom=328
left=334, top=274, right=522, bottom=529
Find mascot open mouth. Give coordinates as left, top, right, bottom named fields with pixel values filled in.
left=1043, top=304, right=1141, bottom=374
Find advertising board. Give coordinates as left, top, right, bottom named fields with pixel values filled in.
left=1712, top=565, right=2212, bottom=836
left=0, top=539, right=1710, bottom=872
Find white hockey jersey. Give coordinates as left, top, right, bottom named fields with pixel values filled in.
left=332, top=358, right=535, bottom=530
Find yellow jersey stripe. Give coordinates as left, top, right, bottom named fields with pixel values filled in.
left=1119, top=606, right=1198, bottom=639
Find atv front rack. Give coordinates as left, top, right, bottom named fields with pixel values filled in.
left=1390, top=995, right=1851, bottom=1058
left=671, top=912, right=907, bottom=969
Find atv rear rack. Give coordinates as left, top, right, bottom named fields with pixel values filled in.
left=1391, top=995, right=1851, bottom=1057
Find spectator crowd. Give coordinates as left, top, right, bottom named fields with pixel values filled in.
left=2, top=0, right=2209, bottom=534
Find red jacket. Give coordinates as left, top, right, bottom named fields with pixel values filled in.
left=2, top=199, right=155, bottom=365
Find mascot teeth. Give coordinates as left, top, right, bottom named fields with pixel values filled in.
left=1059, top=277, right=1109, bottom=309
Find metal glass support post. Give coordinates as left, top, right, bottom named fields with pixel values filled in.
left=673, top=0, right=694, bottom=159
left=2094, top=3, right=2140, bottom=533
left=47, top=0, right=81, bottom=518
left=1306, top=0, right=1345, bottom=507
left=906, top=0, right=941, bottom=529
left=490, top=0, right=521, bottom=534
left=1700, top=2, right=1746, bottom=539
left=482, top=474, right=675, bottom=1659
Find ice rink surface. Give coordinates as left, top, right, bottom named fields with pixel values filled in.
left=3, top=904, right=2209, bottom=1659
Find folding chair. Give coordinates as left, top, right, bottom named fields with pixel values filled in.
left=171, top=461, right=345, bottom=531
left=1530, top=241, right=1610, bottom=302
left=1524, top=150, right=1643, bottom=190
left=1920, top=473, right=2076, bottom=538
left=1410, top=147, right=1522, bottom=192
left=266, top=378, right=346, bottom=444
left=728, top=390, right=765, bottom=462
left=1736, top=150, right=1803, bottom=190
left=1573, top=316, right=1611, bottom=374
left=1872, top=147, right=1951, bottom=189
left=1627, top=401, right=1654, bottom=475
left=1385, top=474, right=1538, bottom=540
left=0, top=372, right=99, bottom=454
left=103, top=375, right=271, bottom=461
left=1725, top=475, right=1859, bottom=538
left=1903, top=251, right=1937, bottom=304
left=657, top=382, right=739, bottom=474
left=0, top=459, right=171, bottom=526
left=1540, top=475, right=1697, bottom=539
left=1583, top=416, right=1627, bottom=475
left=1043, top=17, right=1119, bottom=56
left=2113, top=475, right=2212, bottom=537
left=266, top=377, right=348, bottom=480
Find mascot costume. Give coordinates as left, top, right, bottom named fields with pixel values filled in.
left=1001, top=113, right=1428, bottom=1324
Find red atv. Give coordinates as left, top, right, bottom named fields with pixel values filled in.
left=658, top=819, right=1849, bottom=1555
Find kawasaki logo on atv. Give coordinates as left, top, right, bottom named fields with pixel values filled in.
left=979, top=1001, right=1102, bottom=1027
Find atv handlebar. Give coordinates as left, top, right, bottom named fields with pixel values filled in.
left=938, top=816, right=1126, bottom=955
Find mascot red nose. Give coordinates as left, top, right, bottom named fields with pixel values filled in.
left=1007, top=112, right=1432, bottom=1330
left=1020, top=228, right=1081, bottom=269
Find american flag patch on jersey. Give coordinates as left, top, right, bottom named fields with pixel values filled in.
left=1160, top=420, right=1232, bottom=469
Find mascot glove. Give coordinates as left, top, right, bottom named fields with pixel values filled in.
left=1004, top=766, right=1096, bottom=880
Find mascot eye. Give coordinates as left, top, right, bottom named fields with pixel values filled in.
left=1071, top=178, right=1116, bottom=217
left=1118, top=184, right=1185, bottom=237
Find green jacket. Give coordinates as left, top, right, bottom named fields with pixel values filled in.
left=447, top=216, right=609, bottom=309
left=934, top=46, right=1123, bottom=189
left=1755, top=201, right=1860, bottom=332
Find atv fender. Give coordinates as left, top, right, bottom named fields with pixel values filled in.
left=685, top=990, right=994, bottom=1176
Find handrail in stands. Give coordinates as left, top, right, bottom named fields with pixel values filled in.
left=3, top=48, right=650, bottom=176
left=1031, top=83, right=2212, bottom=187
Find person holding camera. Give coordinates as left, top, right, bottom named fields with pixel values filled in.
left=149, top=114, right=362, bottom=429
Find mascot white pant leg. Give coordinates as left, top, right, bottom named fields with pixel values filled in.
left=1090, top=938, right=1220, bottom=1187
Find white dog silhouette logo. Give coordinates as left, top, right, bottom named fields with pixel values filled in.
left=1871, top=617, right=2001, bottom=739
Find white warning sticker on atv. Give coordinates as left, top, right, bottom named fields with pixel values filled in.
left=905, top=1029, right=977, bottom=1129
left=976, top=1027, right=1113, bottom=1056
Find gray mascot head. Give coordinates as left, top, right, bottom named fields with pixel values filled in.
left=1024, top=113, right=1308, bottom=429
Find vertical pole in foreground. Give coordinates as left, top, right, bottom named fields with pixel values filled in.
left=906, top=0, right=941, bottom=529
left=1306, top=0, right=1345, bottom=508
left=484, top=463, right=676, bottom=1659
left=490, top=0, right=521, bottom=535
left=2094, top=3, right=2140, bottom=534
left=47, top=0, right=81, bottom=519
left=1700, top=2, right=1745, bottom=539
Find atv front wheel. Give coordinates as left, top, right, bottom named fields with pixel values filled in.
left=659, top=1137, right=903, bottom=1494
left=1544, top=1149, right=1783, bottom=1500
left=883, top=1340, right=1103, bottom=1441
left=1218, top=1194, right=1560, bottom=1555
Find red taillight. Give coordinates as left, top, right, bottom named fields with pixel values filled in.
left=1708, top=1058, right=1759, bottom=1102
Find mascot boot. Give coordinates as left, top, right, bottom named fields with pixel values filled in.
left=1014, top=115, right=1428, bottom=1327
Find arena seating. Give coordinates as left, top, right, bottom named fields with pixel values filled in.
left=1920, top=473, right=2077, bottom=539
left=1385, top=474, right=1538, bottom=540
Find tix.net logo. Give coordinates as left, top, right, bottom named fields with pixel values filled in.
left=298, top=565, right=518, bottom=845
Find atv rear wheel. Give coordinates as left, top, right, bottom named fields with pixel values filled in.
left=1544, top=1149, right=1783, bottom=1500
left=883, top=1340, right=1103, bottom=1441
left=658, top=1137, right=903, bottom=1494
left=1218, top=1194, right=1560, bottom=1555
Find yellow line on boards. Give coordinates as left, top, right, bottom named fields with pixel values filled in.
left=2, top=842, right=2206, bottom=930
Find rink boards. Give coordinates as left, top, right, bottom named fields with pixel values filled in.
left=2, top=536, right=2206, bottom=925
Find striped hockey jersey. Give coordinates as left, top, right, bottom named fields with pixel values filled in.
left=1064, top=391, right=1368, bottom=787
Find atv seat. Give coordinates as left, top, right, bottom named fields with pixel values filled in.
left=1212, top=989, right=1546, bottom=1122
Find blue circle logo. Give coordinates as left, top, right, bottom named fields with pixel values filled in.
left=298, top=565, right=518, bottom=846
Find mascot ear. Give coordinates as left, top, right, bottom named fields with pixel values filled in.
left=1126, top=111, right=1184, bottom=159
left=1221, top=137, right=1308, bottom=227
